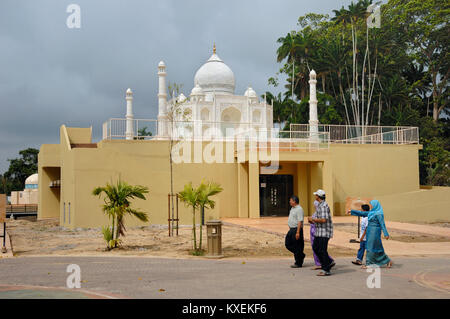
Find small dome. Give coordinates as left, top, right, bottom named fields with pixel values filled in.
left=244, top=86, right=257, bottom=99
left=190, top=84, right=204, bottom=96
left=158, top=61, right=166, bottom=67
left=126, top=88, right=133, bottom=95
left=194, top=48, right=235, bottom=96
left=25, top=173, right=38, bottom=185
left=177, top=93, right=187, bottom=103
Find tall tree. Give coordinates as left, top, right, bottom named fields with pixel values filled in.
left=2, top=148, right=39, bottom=193
left=387, top=0, right=449, bottom=121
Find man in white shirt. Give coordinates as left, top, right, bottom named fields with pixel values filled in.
left=285, top=195, right=305, bottom=268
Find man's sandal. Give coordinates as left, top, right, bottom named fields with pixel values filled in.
left=317, top=271, right=331, bottom=276
left=352, top=260, right=362, bottom=265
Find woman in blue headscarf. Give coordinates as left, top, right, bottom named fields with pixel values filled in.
left=347, top=200, right=392, bottom=268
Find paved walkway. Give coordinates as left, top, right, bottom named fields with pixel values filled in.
left=222, top=217, right=450, bottom=257
left=0, top=284, right=119, bottom=299
left=0, top=256, right=448, bottom=298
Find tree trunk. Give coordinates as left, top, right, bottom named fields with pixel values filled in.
left=199, top=206, right=204, bottom=250
left=170, top=136, right=174, bottom=236
left=378, top=94, right=382, bottom=126
left=192, top=208, right=197, bottom=251
left=432, top=90, right=439, bottom=122
left=322, top=74, right=326, bottom=93
left=111, top=215, right=116, bottom=248
left=292, top=60, right=295, bottom=100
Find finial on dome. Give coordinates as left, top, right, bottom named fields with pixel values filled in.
left=213, top=42, right=216, bottom=54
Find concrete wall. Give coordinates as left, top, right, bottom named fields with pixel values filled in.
left=38, top=143, right=61, bottom=220
left=329, top=144, right=421, bottom=216
left=66, top=127, right=92, bottom=144
left=10, top=190, right=38, bottom=205
left=375, top=187, right=450, bottom=222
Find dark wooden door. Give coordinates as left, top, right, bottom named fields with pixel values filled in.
left=259, top=175, right=293, bottom=216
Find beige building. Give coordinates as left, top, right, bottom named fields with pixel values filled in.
left=38, top=50, right=450, bottom=228
left=37, top=124, right=450, bottom=228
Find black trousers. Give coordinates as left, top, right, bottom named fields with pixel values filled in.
left=285, top=227, right=305, bottom=266
left=312, top=236, right=332, bottom=272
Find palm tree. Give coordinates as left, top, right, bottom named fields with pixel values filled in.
left=316, top=37, right=352, bottom=124
left=265, top=91, right=290, bottom=125
left=197, top=181, right=223, bottom=250
left=277, top=32, right=299, bottom=99
left=333, top=0, right=374, bottom=126
left=179, top=182, right=201, bottom=252
left=92, top=180, right=149, bottom=249
left=380, top=74, right=410, bottom=113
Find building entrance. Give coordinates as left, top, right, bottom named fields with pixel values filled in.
left=259, top=174, right=293, bottom=216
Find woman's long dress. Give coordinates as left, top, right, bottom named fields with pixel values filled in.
left=351, top=203, right=390, bottom=266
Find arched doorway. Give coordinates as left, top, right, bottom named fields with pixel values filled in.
left=220, top=106, right=241, bottom=137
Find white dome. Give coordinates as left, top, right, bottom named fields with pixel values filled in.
left=25, top=173, right=38, bottom=185
left=194, top=52, right=235, bottom=96
left=177, top=93, right=187, bottom=103
left=190, top=84, right=204, bottom=96
left=244, top=86, right=257, bottom=99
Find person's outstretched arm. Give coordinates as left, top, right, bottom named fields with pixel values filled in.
left=349, top=209, right=369, bottom=217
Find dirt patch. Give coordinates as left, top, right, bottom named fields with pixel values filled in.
left=406, top=221, right=450, bottom=228
left=6, top=218, right=355, bottom=258
left=334, top=223, right=450, bottom=243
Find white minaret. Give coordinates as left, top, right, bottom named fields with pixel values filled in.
left=125, top=88, right=134, bottom=140
left=309, top=70, right=319, bottom=137
left=157, top=61, right=168, bottom=137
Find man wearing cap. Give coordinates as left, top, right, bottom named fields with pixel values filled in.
left=308, top=189, right=334, bottom=276
left=285, top=195, right=305, bottom=268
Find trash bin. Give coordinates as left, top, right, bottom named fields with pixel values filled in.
left=206, top=220, right=223, bottom=258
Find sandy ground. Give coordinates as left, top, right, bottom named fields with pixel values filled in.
left=6, top=218, right=356, bottom=259
left=406, top=221, right=450, bottom=228
left=333, top=223, right=450, bottom=243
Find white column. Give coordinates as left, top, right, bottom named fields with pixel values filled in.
left=193, top=98, right=200, bottom=139
left=309, top=70, right=319, bottom=139
left=125, top=88, right=134, bottom=140
left=157, top=61, right=168, bottom=137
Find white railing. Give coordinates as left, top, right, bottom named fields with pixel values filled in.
left=289, top=124, right=419, bottom=144
left=102, top=118, right=418, bottom=147
left=102, top=118, right=267, bottom=141
left=103, top=118, right=158, bottom=140
left=335, top=127, right=419, bottom=144
left=235, top=129, right=330, bottom=152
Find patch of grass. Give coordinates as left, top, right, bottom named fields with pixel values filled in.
left=190, top=249, right=206, bottom=256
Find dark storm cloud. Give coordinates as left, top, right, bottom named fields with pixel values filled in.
left=0, top=0, right=350, bottom=172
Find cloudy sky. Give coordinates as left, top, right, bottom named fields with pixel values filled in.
left=0, top=0, right=352, bottom=173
